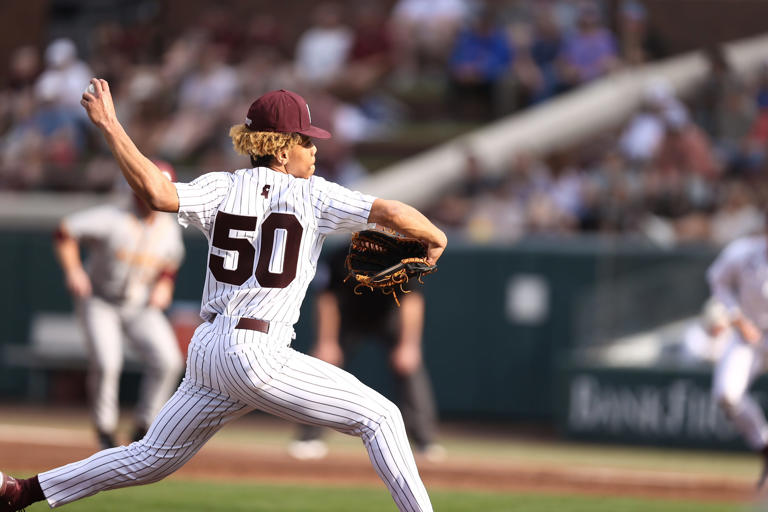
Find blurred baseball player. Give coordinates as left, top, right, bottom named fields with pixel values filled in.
left=54, top=162, right=185, bottom=449
left=0, top=79, right=445, bottom=511
left=290, top=244, right=444, bottom=461
left=708, top=217, right=768, bottom=488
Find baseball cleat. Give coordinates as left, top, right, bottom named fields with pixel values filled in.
left=97, top=430, right=117, bottom=450
left=0, top=471, right=21, bottom=512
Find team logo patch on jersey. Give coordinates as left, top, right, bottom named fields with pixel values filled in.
left=262, top=185, right=271, bottom=199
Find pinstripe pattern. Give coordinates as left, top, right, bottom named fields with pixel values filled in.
left=38, top=167, right=433, bottom=511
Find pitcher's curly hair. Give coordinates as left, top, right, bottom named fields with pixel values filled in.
left=229, top=125, right=303, bottom=167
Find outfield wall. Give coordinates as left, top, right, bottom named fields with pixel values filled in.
left=0, top=230, right=719, bottom=427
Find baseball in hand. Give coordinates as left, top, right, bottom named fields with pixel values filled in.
left=85, top=83, right=96, bottom=95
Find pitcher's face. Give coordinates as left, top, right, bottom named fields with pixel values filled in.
left=285, top=135, right=317, bottom=179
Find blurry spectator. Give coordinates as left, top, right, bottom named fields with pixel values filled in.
left=692, top=46, right=760, bottom=176
left=32, top=76, right=91, bottom=190
left=0, top=91, right=45, bottom=189
left=524, top=6, right=566, bottom=102
left=558, top=2, right=620, bottom=88
left=294, top=3, right=352, bottom=87
left=302, top=89, right=369, bottom=185
left=710, top=180, right=763, bottom=246
left=242, top=13, right=288, bottom=59
left=654, top=107, right=721, bottom=180
left=390, top=0, right=470, bottom=86
left=6, top=45, right=41, bottom=92
left=546, top=151, right=585, bottom=230
left=694, top=46, right=736, bottom=138
left=177, top=41, right=239, bottom=113
left=119, top=68, right=173, bottom=158
left=755, top=62, right=768, bottom=111
left=463, top=152, right=554, bottom=242
left=447, top=5, right=513, bottom=120
left=35, top=38, right=93, bottom=111
left=619, top=78, right=680, bottom=165
left=716, top=86, right=761, bottom=176
left=333, top=2, right=394, bottom=99
left=0, top=46, right=41, bottom=138
left=197, top=6, right=242, bottom=61
left=583, top=149, right=643, bottom=233
left=430, top=149, right=497, bottom=234
left=159, top=39, right=239, bottom=160
left=617, top=0, right=667, bottom=66
left=89, top=22, right=135, bottom=85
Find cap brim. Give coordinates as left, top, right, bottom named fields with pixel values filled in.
left=298, top=125, right=332, bottom=139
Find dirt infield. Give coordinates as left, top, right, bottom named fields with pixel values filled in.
left=0, top=438, right=754, bottom=503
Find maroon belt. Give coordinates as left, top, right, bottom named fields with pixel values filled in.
left=210, top=314, right=270, bottom=334
left=236, top=317, right=270, bottom=333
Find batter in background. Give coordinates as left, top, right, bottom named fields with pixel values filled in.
left=708, top=217, right=768, bottom=488
left=289, top=244, right=444, bottom=462
left=53, top=163, right=185, bottom=449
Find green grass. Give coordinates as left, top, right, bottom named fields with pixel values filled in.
left=20, top=480, right=744, bottom=512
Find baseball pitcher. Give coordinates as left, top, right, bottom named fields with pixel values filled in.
left=0, top=80, right=446, bottom=512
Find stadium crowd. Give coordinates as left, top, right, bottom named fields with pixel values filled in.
left=0, top=0, right=658, bottom=190
left=430, top=48, right=768, bottom=248
left=3, top=0, right=754, bottom=247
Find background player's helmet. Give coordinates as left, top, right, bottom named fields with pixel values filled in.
left=153, top=160, right=177, bottom=182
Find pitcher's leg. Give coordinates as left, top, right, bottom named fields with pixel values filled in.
left=39, top=379, right=249, bottom=508
left=222, top=348, right=432, bottom=512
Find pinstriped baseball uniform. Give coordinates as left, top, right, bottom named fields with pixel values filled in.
left=709, top=235, right=768, bottom=451
left=38, top=167, right=433, bottom=511
left=62, top=203, right=184, bottom=439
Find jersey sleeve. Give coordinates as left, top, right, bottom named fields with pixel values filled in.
left=311, top=176, right=376, bottom=235
left=63, top=205, right=119, bottom=240
left=175, top=172, right=234, bottom=234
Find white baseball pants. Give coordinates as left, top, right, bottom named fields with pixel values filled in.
left=712, top=330, right=768, bottom=450
left=78, top=296, right=184, bottom=433
left=39, top=314, right=433, bottom=511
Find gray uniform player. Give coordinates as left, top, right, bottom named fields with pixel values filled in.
left=54, top=166, right=185, bottom=449
left=0, top=79, right=446, bottom=512
left=708, top=227, right=768, bottom=488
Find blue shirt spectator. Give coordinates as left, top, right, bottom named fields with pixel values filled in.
left=560, top=3, right=619, bottom=84
left=449, top=17, right=513, bottom=83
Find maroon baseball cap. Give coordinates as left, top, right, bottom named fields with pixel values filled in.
left=245, top=89, right=331, bottom=139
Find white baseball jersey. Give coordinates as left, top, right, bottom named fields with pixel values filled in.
left=175, top=167, right=373, bottom=325
left=707, top=235, right=768, bottom=330
left=38, top=166, right=435, bottom=512
left=64, top=203, right=185, bottom=307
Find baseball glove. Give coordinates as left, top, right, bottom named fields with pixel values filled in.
left=344, top=228, right=437, bottom=306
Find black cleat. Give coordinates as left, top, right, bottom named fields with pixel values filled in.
left=132, top=426, right=148, bottom=443
left=98, top=430, right=117, bottom=450
left=0, top=472, right=21, bottom=512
